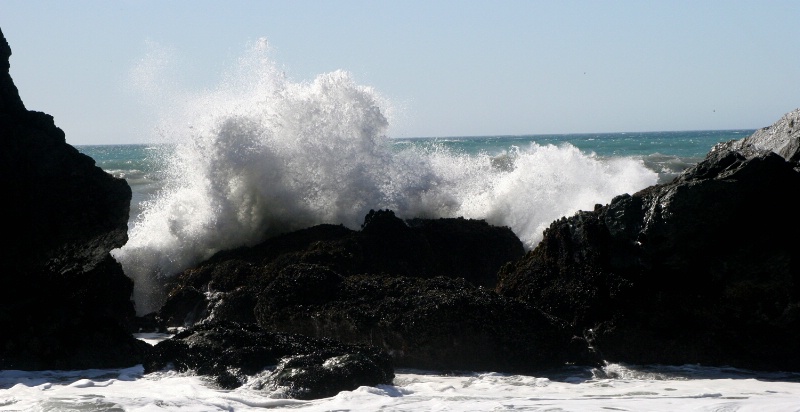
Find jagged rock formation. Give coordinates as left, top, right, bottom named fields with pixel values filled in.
left=144, top=321, right=394, bottom=400
left=154, top=211, right=575, bottom=372
left=255, top=267, right=573, bottom=372
left=0, top=27, right=150, bottom=369
left=497, top=109, right=800, bottom=371
left=157, top=210, right=524, bottom=326
left=715, top=108, right=800, bottom=164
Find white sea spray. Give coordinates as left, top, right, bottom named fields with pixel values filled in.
left=113, top=39, right=657, bottom=314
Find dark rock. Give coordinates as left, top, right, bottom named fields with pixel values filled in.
left=0, top=27, right=24, bottom=114
left=158, top=212, right=523, bottom=328
left=269, top=352, right=392, bottom=400
left=0, top=27, right=149, bottom=369
left=154, top=211, right=565, bottom=373
left=358, top=210, right=525, bottom=288
left=132, top=312, right=167, bottom=333
left=255, top=267, right=578, bottom=372
left=144, top=321, right=394, bottom=400
left=158, top=287, right=208, bottom=327
left=497, top=110, right=800, bottom=371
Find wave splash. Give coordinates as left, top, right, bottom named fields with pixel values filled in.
left=113, top=39, right=657, bottom=314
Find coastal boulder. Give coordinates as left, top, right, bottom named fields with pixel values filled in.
left=144, top=321, right=394, bottom=400
left=153, top=212, right=573, bottom=372
left=157, top=211, right=524, bottom=327
left=497, top=109, right=800, bottom=371
left=0, top=27, right=150, bottom=369
left=255, top=268, right=576, bottom=372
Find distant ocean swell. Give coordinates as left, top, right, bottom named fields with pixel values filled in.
left=81, top=41, right=742, bottom=315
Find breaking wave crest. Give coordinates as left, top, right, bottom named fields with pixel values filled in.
left=112, top=39, right=657, bottom=314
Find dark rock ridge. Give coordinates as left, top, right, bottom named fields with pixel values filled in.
left=715, top=108, right=800, bottom=164
left=144, top=321, right=394, bottom=400
left=154, top=211, right=577, bottom=372
left=191, top=209, right=523, bottom=289
left=255, top=267, right=573, bottom=372
left=497, top=109, right=800, bottom=371
left=158, top=210, right=524, bottom=326
left=0, top=27, right=150, bottom=369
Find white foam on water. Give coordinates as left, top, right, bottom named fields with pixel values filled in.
left=1, top=365, right=798, bottom=411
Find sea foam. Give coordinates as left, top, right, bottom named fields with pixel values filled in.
left=113, top=39, right=657, bottom=314
left=3, top=363, right=799, bottom=411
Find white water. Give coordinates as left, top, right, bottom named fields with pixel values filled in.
left=113, top=38, right=657, bottom=314
left=3, top=363, right=798, bottom=411
left=2, top=336, right=799, bottom=411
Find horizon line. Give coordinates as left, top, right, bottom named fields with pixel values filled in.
left=72, top=128, right=757, bottom=147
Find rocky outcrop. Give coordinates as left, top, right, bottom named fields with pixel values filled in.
left=153, top=211, right=573, bottom=372
left=714, top=108, right=800, bottom=164
left=255, top=267, right=575, bottom=372
left=0, top=28, right=24, bottom=114
left=157, top=210, right=524, bottom=326
left=144, top=321, right=394, bottom=400
left=497, top=109, right=800, bottom=371
left=0, top=27, right=150, bottom=369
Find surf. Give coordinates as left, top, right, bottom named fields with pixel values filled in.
left=112, top=39, right=657, bottom=314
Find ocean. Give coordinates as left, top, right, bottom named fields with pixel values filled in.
left=7, top=130, right=783, bottom=411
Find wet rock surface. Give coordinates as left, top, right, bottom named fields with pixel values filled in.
left=255, top=267, right=575, bottom=372
left=144, top=321, right=394, bottom=400
left=497, top=109, right=800, bottom=371
left=153, top=211, right=574, bottom=373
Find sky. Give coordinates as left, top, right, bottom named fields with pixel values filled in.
left=1, top=0, right=799, bottom=145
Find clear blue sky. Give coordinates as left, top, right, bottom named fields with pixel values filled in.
left=2, top=0, right=799, bottom=145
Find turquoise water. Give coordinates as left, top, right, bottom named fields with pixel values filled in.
left=77, top=144, right=167, bottom=223
left=394, top=130, right=752, bottom=158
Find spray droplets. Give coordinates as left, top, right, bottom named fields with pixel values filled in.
left=114, top=39, right=657, bottom=314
